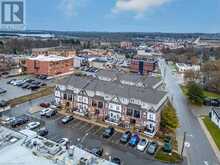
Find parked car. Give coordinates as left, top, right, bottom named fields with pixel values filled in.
left=40, top=108, right=52, bottom=116
left=61, top=115, right=74, bottom=124
left=147, top=142, right=158, bottom=155
left=91, top=147, right=103, bottom=157
left=163, top=136, right=172, bottom=153
left=45, top=109, right=57, bottom=118
left=11, top=80, right=22, bottom=86
left=21, top=83, right=30, bottom=89
left=25, top=79, right=35, bottom=83
left=203, top=98, right=220, bottom=107
left=0, top=100, right=8, bottom=108
left=7, top=79, right=16, bottom=84
left=137, top=139, right=148, bottom=152
left=37, top=127, right=48, bottom=137
left=111, top=157, right=121, bottom=165
left=26, top=122, right=40, bottom=130
left=120, top=131, right=132, bottom=144
left=129, top=134, right=140, bottom=147
left=40, top=102, right=50, bottom=108
left=39, top=82, right=47, bottom=87
left=16, top=80, right=26, bottom=86
left=0, top=88, right=7, bottom=94
left=31, top=81, right=41, bottom=85
left=1, top=117, right=16, bottom=124
left=30, top=85, right=40, bottom=91
left=37, top=75, right=47, bottom=80
left=57, top=138, right=69, bottom=146
left=103, top=127, right=115, bottom=138
left=11, top=116, right=29, bottom=128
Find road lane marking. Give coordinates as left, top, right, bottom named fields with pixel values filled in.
left=184, top=142, right=190, bottom=148
left=204, top=161, right=209, bottom=165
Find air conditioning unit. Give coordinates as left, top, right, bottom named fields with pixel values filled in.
left=79, top=157, right=89, bottom=165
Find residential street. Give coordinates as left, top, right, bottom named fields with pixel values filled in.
left=159, top=59, right=220, bottom=165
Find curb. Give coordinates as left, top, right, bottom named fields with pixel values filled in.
left=198, top=117, right=220, bottom=163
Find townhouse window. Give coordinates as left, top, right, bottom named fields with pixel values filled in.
left=92, top=100, right=97, bottom=107
left=68, top=94, right=72, bottom=101
left=134, top=110, right=140, bottom=118
left=116, top=105, right=120, bottom=111
left=98, top=102, right=103, bottom=109
left=63, top=93, right=67, bottom=100
left=126, top=108, right=133, bottom=116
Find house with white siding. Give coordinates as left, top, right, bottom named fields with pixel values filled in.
left=211, top=108, right=220, bottom=129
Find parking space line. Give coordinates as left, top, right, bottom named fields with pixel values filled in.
left=85, top=125, right=96, bottom=133
left=72, top=120, right=83, bottom=128
left=93, top=127, right=103, bottom=135
left=79, top=123, right=91, bottom=131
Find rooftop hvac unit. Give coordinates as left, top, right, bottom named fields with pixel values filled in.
left=79, top=157, right=89, bottom=165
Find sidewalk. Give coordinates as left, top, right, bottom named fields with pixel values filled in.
left=198, top=117, right=220, bottom=163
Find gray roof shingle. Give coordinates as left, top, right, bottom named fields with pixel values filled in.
left=59, top=75, right=167, bottom=105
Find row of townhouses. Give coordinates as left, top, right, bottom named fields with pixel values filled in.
left=54, top=70, right=168, bottom=137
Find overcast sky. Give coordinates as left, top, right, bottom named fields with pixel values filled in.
left=26, top=0, right=220, bottom=33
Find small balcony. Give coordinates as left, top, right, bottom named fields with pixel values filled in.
left=144, top=127, right=156, bottom=137
left=104, top=116, right=120, bottom=126
left=72, top=108, right=89, bottom=117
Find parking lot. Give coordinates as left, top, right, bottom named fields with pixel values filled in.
left=0, top=96, right=182, bottom=165
left=0, top=75, right=52, bottom=102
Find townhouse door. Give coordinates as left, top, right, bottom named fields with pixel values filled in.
left=109, top=111, right=121, bottom=121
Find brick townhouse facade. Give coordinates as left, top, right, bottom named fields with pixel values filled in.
left=54, top=70, right=167, bottom=137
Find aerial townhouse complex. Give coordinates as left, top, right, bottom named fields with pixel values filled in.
left=54, top=70, right=167, bottom=137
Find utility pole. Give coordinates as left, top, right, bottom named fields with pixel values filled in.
left=181, top=131, right=186, bottom=157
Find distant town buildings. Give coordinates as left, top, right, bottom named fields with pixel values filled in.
left=26, top=55, right=73, bottom=76
left=120, top=41, right=133, bottom=49
left=32, top=47, right=77, bottom=57
left=176, top=63, right=200, bottom=73
left=78, top=49, right=113, bottom=57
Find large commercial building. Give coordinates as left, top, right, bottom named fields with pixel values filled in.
left=130, top=56, right=158, bottom=75
left=26, top=55, right=73, bottom=76
left=55, top=70, right=167, bottom=137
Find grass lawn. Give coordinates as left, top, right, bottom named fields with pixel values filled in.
left=203, top=116, right=220, bottom=150
left=8, top=86, right=54, bottom=107
left=180, top=85, right=220, bottom=98
left=155, top=148, right=182, bottom=164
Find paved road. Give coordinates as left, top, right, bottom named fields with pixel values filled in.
left=159, top=59, right=219, bottom=165
left=2, top=96, right=176, bottom=165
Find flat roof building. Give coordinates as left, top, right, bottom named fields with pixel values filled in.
left=25, top=55, right=74, bottom=76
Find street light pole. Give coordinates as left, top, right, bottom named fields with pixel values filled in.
left=181, top=131, right=186, bottom=157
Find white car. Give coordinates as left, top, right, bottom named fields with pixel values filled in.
left=1, top=117, right=15, bottom=124
left=26, top=122, right=40, bottom=130
left=12, top=80, right=23, bottom=86
left=137, top=139, right=148, bottom=152
left=40, top=108, right=52, bottom=116
left=57, top=138, right=69, bottom=146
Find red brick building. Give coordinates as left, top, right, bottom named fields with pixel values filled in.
left=26, top=55, right=73, bottom=76
left=130, top=56, right=157, bottom=75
